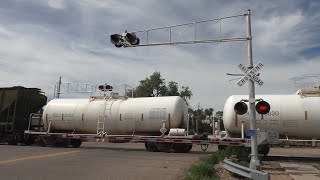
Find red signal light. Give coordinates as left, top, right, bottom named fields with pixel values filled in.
left=255, top=101, right=270, bottom=114
left=258, top=105, right=267, bottom=111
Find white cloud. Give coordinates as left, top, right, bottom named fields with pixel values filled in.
left=255, top=11, right=304, bottom=48
left=0, top=0, right=319, bottom=112
left=48, top=0, right=66, bottom=9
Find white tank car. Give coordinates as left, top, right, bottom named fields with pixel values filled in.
left=43, top=96, right=188, bottom=135
left=223, top=91, right=320, bottom=139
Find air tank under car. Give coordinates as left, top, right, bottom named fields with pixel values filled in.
left=42, top=95, right=188, bottom=135
left=223, top=89, right=320, bottom=139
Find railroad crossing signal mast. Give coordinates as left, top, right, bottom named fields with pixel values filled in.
left=110, top=9, right=262, bottom=170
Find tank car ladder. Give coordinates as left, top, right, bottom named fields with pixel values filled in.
left=96, top=98, right=114, bottom=136
left=96, top=104, right=106, bottom=135
left=6, top=100, right=17, bottom=132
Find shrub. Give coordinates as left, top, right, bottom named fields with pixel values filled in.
left=184, top=146, right=243, bottom=180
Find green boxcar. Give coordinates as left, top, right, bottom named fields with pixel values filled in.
left=0, top=86, right=47, bottom=144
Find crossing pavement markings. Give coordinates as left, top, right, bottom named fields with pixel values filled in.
left=0, top=150, right=80, bottom=165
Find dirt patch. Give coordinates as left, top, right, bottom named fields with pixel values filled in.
left=214, top=162, right=247, bottom=180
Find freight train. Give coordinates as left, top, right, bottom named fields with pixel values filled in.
left=23, top=89, right=253, bottom=153
left=5, top=85, right=320, bottom=154
left=1, top=86, right=282, bottom=155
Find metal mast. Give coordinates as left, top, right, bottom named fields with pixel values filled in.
left=246, top=9, right=260, bottom=170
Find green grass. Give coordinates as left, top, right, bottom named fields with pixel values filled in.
left=237, top=161, right=250, bottom=168
left=184, top=146, right=242, bottom=180
left=184, top=163, right=217, bottom=180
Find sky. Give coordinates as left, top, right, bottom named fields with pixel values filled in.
left=0, top=0, right=320, bottom=111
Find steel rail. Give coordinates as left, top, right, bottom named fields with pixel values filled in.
left=263, top=155, right=320, bottom=162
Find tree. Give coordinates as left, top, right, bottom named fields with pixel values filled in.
left=180, top=86, right=192, bottom=102
left=214, top=111, right=224, bottom=131
left=165, top=81, right=179, bottom=96
left=188, top=107, right=214, bottom=134
left=131, top=71, right=167, bottom=97
left=127, top=71, right=193, bottom=103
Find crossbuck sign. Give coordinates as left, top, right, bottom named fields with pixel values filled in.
left=237, top=63, right=264, bottom=87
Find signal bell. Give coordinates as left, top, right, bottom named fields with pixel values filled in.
left=255, top=101, right=270, bottom=114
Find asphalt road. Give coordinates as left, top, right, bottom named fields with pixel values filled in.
left=0, top=142, right=216, bottom=180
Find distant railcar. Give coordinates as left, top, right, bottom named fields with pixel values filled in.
left=0, top=86, right=47, bottom=144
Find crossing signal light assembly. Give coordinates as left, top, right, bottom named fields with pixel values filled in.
left=234, top=102, right=248, bottom=115
left=255, top=101, right=270, bottom=114
left=98, top=84, right=113, bottom=91
left=234, top=100, right=270, bottom=115
left=110, top=32, right=140, bottom=48
left=110, top=34, right=123, bottom=47
left=124, top=33, right=140, bottom=45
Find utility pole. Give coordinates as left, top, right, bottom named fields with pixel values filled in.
left=195, top=103, right=200, bottom=135
left=57, top=76, right=62, bottom=99
left=124, top=84, right=134, bottom=98
left=246, top=9, right=260, bottom=170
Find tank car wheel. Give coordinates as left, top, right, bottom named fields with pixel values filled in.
left=70, top=139, right=82, bottom=148
left=63, top=139, right=70, bottom=148
left=152, top=142, right=160, bottom=152
left=53, top=138, right=70, bottom=147
left=186, top=144, right=193, bottom=152
left=38, top=137, right=47, bottom=147
left=23, top=138, right=34, bottom=146
left=258, top=144, right=270, bottom=157
left=174, top=143, right=189, bottom=153
left=8, top=139, right=18, bottom=145
left=145, top=142, right=153, bottom=152
left=173, top=144, right=183, bottom=153
left=145, top=142, right=160, bottom=152
left=218, top=145, right=226, bottom=150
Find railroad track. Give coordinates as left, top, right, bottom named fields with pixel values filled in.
left=263, top=155, right=320, bottom=162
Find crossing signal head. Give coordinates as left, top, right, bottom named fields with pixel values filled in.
left=110, top=34, right=123, bottom=47
left=98, top=84, right=113, bottom=91
left=124, top=33, right=140, bottom=45
left=255, top=101, right=270, bottom=114
left=234, top=102, right=248, bottom=115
